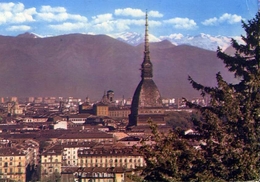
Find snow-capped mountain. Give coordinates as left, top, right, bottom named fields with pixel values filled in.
left=16, top=32, right=42, bottom=38
left=160, top=33, right=243, bottom=51
left=109, top=32, right=161, bottom=46
left=16, top=31, right=243, bottom=51
left=112, top=32, right=243, bottom=51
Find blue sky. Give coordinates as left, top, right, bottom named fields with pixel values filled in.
left=0, top=0, right=258, bottom=37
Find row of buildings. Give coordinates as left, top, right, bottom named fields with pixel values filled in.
left=0, top=128, right=151, bottom=181
left=0, top=13, right=203, bottom=182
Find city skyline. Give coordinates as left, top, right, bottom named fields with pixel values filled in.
left=0, top=0, right=258, bottom=38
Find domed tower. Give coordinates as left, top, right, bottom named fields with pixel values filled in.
left=128, top=12, right=165, bottom=127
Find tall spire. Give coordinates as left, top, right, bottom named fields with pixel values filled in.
left=141, top=11, right=153, bottom=79
left=144, top=10, right=149, bottom=55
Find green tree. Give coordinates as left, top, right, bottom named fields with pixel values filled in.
left=141, top=12, right=260, bottom=181
left=141, top=120, right=202, bottom=181
left=165, top=111, right=195, bottom=129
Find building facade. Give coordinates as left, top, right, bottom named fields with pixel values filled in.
left=78, top=147, right=145, bottom=169
left=0, top=150, right=26, bottom=182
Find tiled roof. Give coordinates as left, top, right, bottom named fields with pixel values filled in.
left=0, top=148, right=24, bottom=156
left=58, top=131, right=113, bottom=139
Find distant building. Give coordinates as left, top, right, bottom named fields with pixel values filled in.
left=78, top=98, right=93, bottom=114
left=10, top=97, right=18, bottom=102
left=128, top=13, right=165, bottom=127
left=106, top=90, right=114, bottom=103
left=57, top=131, right=114, bottom=144
left=93, top=102, right=109, bottom=116
left=27, top=97, right=35, bottom=103
left=40, top=146, right=62, bottom=181
left=64, top=167, right=125, bottom=182
left=78, top=146, right=145, bottom=169
left=0, top=139, right=39, bottom=182
left=0, top=148, right=27, bottom=182
left=7, top=101, right=24, bottom=116
left=108, top=106, right=130, bottom=118
left=53, top=120, right=68, bottom=130
left=34, top=97, right=43, bottom=104
left=23, top=116, right=48, bottom=123
left=67, top=114, right=90, bottom=124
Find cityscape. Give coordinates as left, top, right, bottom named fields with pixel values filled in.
left=0, top=12, right=208, bottom=182
left=0, top=1, right=259, bottom=182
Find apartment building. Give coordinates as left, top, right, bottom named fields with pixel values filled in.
left=78, top=146, right=145, bottom=169
left=0, top=148, right=27, bottom=182
left=40, top=146, right=62, bottom=181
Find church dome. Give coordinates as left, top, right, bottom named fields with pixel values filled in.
left=132, top=79, right=163, bottom=109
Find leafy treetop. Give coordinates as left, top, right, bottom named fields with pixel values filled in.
left=140, top=12, right=260, bottom=181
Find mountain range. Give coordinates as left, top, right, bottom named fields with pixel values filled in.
left=110, top=32, right=242, bottom=51
left=0, top=32, right=237, bottom=101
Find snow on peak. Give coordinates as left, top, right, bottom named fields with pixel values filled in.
left=113, top=32, right=243, bottom=51
left=111, top=32, right=161, bottom=46
left=17, top=32, right=41, bottom=38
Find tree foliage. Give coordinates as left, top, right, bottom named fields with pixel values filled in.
left=165, top=111, right=195, bottom=129
left=140, top=12, right=260, bottom=181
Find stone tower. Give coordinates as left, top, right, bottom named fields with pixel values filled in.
left=128, top=12, right=165, bottom=127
